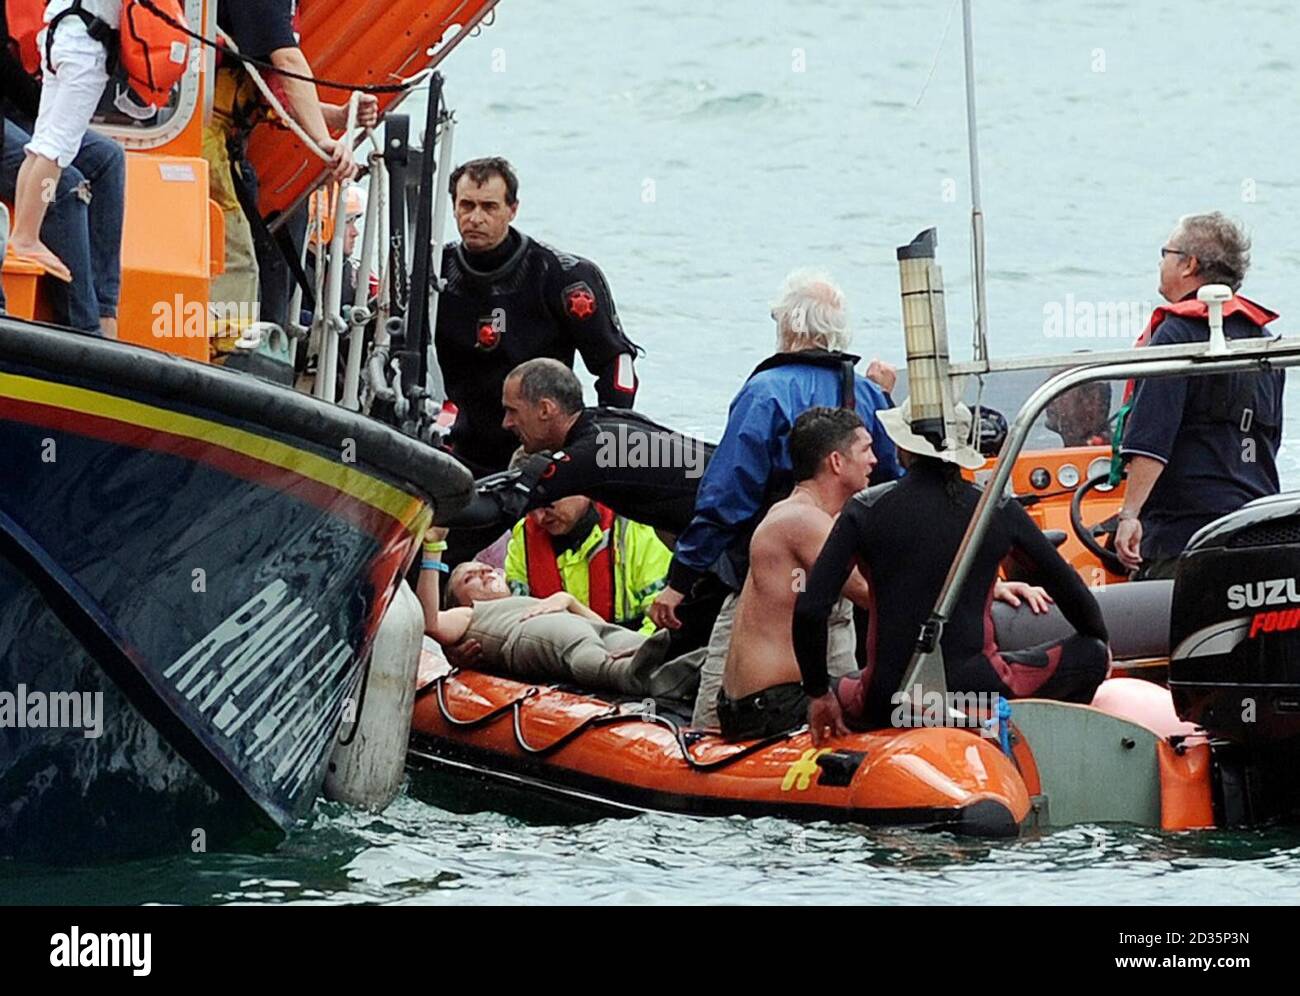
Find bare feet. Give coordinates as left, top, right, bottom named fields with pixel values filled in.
left=99, top=316, right=118, bottom=339
left=6, top=237, right=73, bottom=283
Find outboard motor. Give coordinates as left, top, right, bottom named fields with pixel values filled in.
left=1169, top=494, right=1300, bottom=823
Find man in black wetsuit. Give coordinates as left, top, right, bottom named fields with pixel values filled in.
left=436, top=157, right=641, bottom=474
left=794, top=400, right=1111, bottom=745
left=447, top=358, right=713, bottom=542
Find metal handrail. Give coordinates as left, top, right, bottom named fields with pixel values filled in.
left=900, top=333, right=1300, bottom=698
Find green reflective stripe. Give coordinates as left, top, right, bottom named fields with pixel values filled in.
left=1108, top=400, right=1132, bottom=487
left=613, top=517, right=630, bottom=625
left=632, top=577, right=667, bottom=601
left=581, top=527, right=612, bottom=563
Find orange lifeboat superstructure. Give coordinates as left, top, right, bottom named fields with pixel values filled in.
left=248, top=0, right=501, bottom=222
left=2, top=0, right=500, bottom=361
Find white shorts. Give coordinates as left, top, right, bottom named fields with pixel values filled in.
left=25, top=19, right=110, bottom=168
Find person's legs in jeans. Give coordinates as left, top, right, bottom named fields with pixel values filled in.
left=0, top=118, right=98, bottom=331
left=70, top=130, right=125, bottom=337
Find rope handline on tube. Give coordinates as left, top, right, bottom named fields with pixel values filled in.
left=424, top=671, right=794, bottom=772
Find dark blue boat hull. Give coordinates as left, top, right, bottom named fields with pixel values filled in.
left=0, top=320, right=471, bottom=860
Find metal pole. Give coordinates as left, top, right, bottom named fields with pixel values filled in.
left=900, top=338, right=1300, bottom=696
left=961, top=0, right=989, bottom=366
left=367, top=157, right=398, bottom=405
left=341, top=145, right=384, bottom=412
left=318, top=93, right=360, bottom=406
left=401, top=72, right=444, bottom=408
left=424, top=113, right=456, bottom=411
left=308, top=191, right=330, bottom=400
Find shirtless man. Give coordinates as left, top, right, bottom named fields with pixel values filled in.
left=708, top=407, right=1053, bottom=741
left=707, top=408, right=875, bottom=740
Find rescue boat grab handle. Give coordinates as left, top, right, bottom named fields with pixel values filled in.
left=900, top=335, right=1300, bottom=698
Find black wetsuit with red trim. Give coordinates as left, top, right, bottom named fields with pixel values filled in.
left=793, top=460, right=1110, bottom=726
left=446, top=407, right=715, bottom=538
left=436, top=228, right=641, bottom=473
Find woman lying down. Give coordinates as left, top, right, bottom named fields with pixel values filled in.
left=416, top=527, right=661, bottom=695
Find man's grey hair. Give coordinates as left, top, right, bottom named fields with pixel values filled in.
left=507, top=358, right=584, bottom=414
left=771, top=269, right=851, bottom=353
left=1176, top=212, right=1252, bottom=292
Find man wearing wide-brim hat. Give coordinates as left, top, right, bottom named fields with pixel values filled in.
left=792, top=399, right=1113, bottom=745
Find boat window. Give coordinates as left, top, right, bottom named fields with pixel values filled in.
left=88, top=0, right=208, bottom=150
left=893, top=367, right=1126, bottom=450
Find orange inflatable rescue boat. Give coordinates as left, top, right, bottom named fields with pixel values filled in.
left=407, top=574, right=1237, bottom=838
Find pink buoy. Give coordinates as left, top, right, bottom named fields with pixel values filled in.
left=1090, top=677, right=1201, bottom=738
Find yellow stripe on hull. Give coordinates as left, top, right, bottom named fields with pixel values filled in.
left=0, top=372, right=430, bottom=536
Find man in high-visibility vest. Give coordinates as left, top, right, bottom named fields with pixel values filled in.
left=505, top=495, right=671, bottom=635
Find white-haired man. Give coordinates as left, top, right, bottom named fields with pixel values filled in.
left=647, top=271, right=902, bottom=712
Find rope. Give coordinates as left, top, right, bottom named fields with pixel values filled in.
left=217, top=33, right=432, bottom=172
left=220, top=28, right=329, bottom=162
left=425, top=671, right=794, bottom=772
left=912, top=0, right=961, bottom=109
left=333, top=651, right=373, bottom=748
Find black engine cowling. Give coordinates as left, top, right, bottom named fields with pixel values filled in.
left=1169, top=494, right=1300, bottom=745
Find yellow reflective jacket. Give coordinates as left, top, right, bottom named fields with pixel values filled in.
left=505, top=510, right=670, bottom=634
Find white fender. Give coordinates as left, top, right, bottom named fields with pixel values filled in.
left=324, top=579, right=424, bottom=810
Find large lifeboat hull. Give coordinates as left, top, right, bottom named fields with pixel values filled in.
left=0, top=317, right=473, bottom=860
left=409, top=666, right=1032, bottom=837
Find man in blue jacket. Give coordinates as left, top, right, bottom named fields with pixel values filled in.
left=647, top=270, right=902, bottom=652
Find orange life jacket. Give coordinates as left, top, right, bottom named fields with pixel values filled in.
left=9, top=0, right=192, bottom=109
left=1108, top=293, right=1279, bottom=485
left=523, top=504, right=616, bottom=622
left=1121, top=294, right=1279, bottom=403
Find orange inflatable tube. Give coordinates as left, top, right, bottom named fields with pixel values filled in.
left=409, top=665, right=1033, bottom=836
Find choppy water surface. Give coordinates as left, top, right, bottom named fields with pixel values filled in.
left=8, top=0, right=1300, bottom=903
left=5, top=796, right=1299, bottom=904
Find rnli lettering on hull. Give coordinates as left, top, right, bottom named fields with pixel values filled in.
left=163, top=580, right=359, bottom=796
left=1226, top=578, right=1300, bottom=610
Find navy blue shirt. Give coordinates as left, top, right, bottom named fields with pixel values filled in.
left=218, top=1, right=297, bottom=60
left=1121, top=310, right=1285, bottom=560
